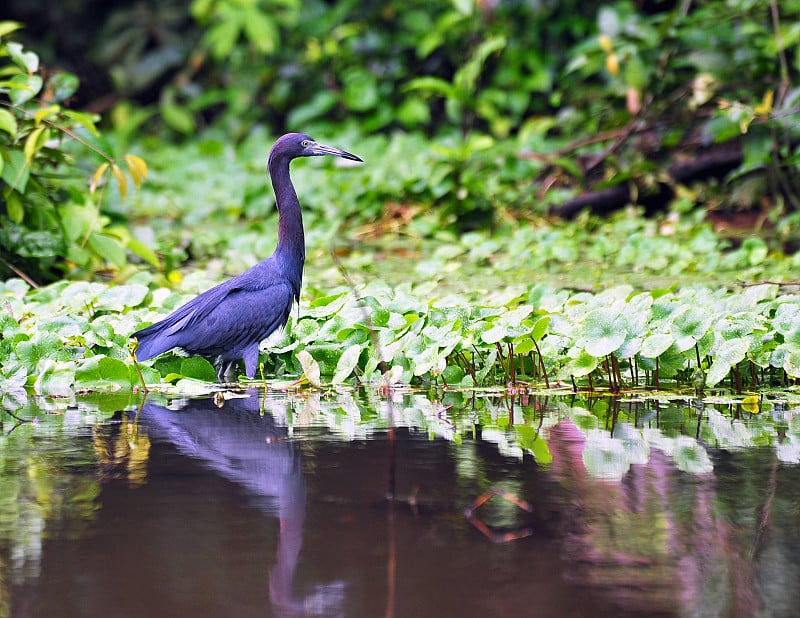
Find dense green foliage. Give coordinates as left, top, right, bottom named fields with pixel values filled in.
left=0, top=24, right=151, bottom=283
left=3, top=209, right=800, bottom=395
left=2, top=2, right=800, bottom=394
left=3, top=1, right=800, bottom=280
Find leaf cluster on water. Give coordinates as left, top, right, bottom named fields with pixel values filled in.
left=3, top=260, right=800, bottom=396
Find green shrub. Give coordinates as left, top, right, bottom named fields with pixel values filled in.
left=0, top=23, right=151, bottom=283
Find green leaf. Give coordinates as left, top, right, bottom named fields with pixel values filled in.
left=48, top=71, right=80, bottom=102
left=0, top=21, right=23, bottom=38
left=62, top=110, right=101, bottom=137
left=160, top=95, right=196, bottom=134
left=0, top=108, right=18, bottom=136
left=1, top=149, right=30, bottom=192
left=403, top=76, right=458, bottom=100
left=5, top=190, right=23, bottom=223
left=782, top=349, right=800, bottom=378
left=127, top=237, right=160, bottom=268
left=640, top=333, right=674, bottom=358
left=87, top=233, right=126, bottom=267
left=7, top=74, right=43, bottom=105
left=75, top=356, right=133, bottom=391
left=306, top=291, right=348, bottom=317
left=206, top=19, right=241, bottom=59
left=242, top=8, right=278, bottom=54
left=454, top=35, right=506, bottom=97
left=672, top=306, right=713, bottom=352
left=34, top=359, right=75, bottom=396
left=706, top=337, right=750, bottom=387
left=332, top=344, right=363, bottom=384
left=6, top=42, right=39, bottom=73
left=89, top=232, right=126, bottom=267
left=530, top=315, right=550, bottom=341
left=584, top=308, right=626, bottom=357
left=481, top=324, right=510, bottom=344
left=397, top=96, right=430, bottom=127
left=23, top=126, right=49, bottom=163
left=180, top=356, right=217, bottom=382
left=568, top=348, right=599, bottom=377
left=96, top=284, right=150, bottom=310
left=342, top=68, right=379, bottom=112
left=772, top=303, right=800, bottom=335
left=513, top=337, right=536, bottom=354
left=292, top=318, right=321, bottom=344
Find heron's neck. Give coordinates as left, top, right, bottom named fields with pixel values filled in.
left=269, top=157, right=305, bottom=286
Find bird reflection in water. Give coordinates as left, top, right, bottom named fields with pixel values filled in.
left=134, top=390, right=343, bottom=617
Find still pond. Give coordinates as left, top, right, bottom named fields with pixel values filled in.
left=2, top=386, right=800, bottom=617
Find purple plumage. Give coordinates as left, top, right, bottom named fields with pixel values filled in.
left=132, top=133, right=363, bottom=381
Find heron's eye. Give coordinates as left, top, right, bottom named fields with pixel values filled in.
left=301, top=140, right=310, bottom=148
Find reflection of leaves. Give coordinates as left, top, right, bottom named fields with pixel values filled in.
left=673, top=436, right=713, bottom=475
left=514, top=425, right=552, bottom=464
left=0, top=405, right=113, bottom=584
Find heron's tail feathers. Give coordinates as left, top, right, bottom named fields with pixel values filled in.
left=132, top=325, right=180, bottom=362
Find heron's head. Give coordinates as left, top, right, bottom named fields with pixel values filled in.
left=270, top=133, right=363, bottom=164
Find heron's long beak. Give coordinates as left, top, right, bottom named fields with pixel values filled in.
left=309, top=141, right=363, bottom=162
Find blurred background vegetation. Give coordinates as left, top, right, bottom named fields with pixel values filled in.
left=1, top=0, right=799, bottom=285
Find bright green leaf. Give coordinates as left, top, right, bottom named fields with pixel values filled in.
left=0, top=109, right=18, bottom=136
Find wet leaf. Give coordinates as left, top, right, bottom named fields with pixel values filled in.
left=783, top=349, right=800, bottom=379
left=640, top=333, right=673, bottom=358
left=95, top=284, right=150, bottom=310
left=568, top=348, right=599, bottom=377
left=584, top=308, right=626, bottom=357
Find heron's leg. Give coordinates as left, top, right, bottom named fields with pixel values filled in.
left=243, top=345, right=259, bottom=379
left=217, top=358, right=236, bottom=383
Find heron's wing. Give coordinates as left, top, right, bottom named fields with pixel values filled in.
left=134, top=267, right=294, bottom=360
left=190, top=283, right=295, bottom=355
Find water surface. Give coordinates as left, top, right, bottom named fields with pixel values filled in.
left=2, top=388, right=799, bottom=617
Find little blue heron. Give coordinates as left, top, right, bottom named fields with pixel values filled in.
left=132, top=133, right=363, bottom=381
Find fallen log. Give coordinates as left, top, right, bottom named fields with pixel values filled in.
left=550, top=142, right=744, bottom=218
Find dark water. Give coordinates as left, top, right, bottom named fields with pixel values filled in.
left=2, top=389, right=800, bottom=617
